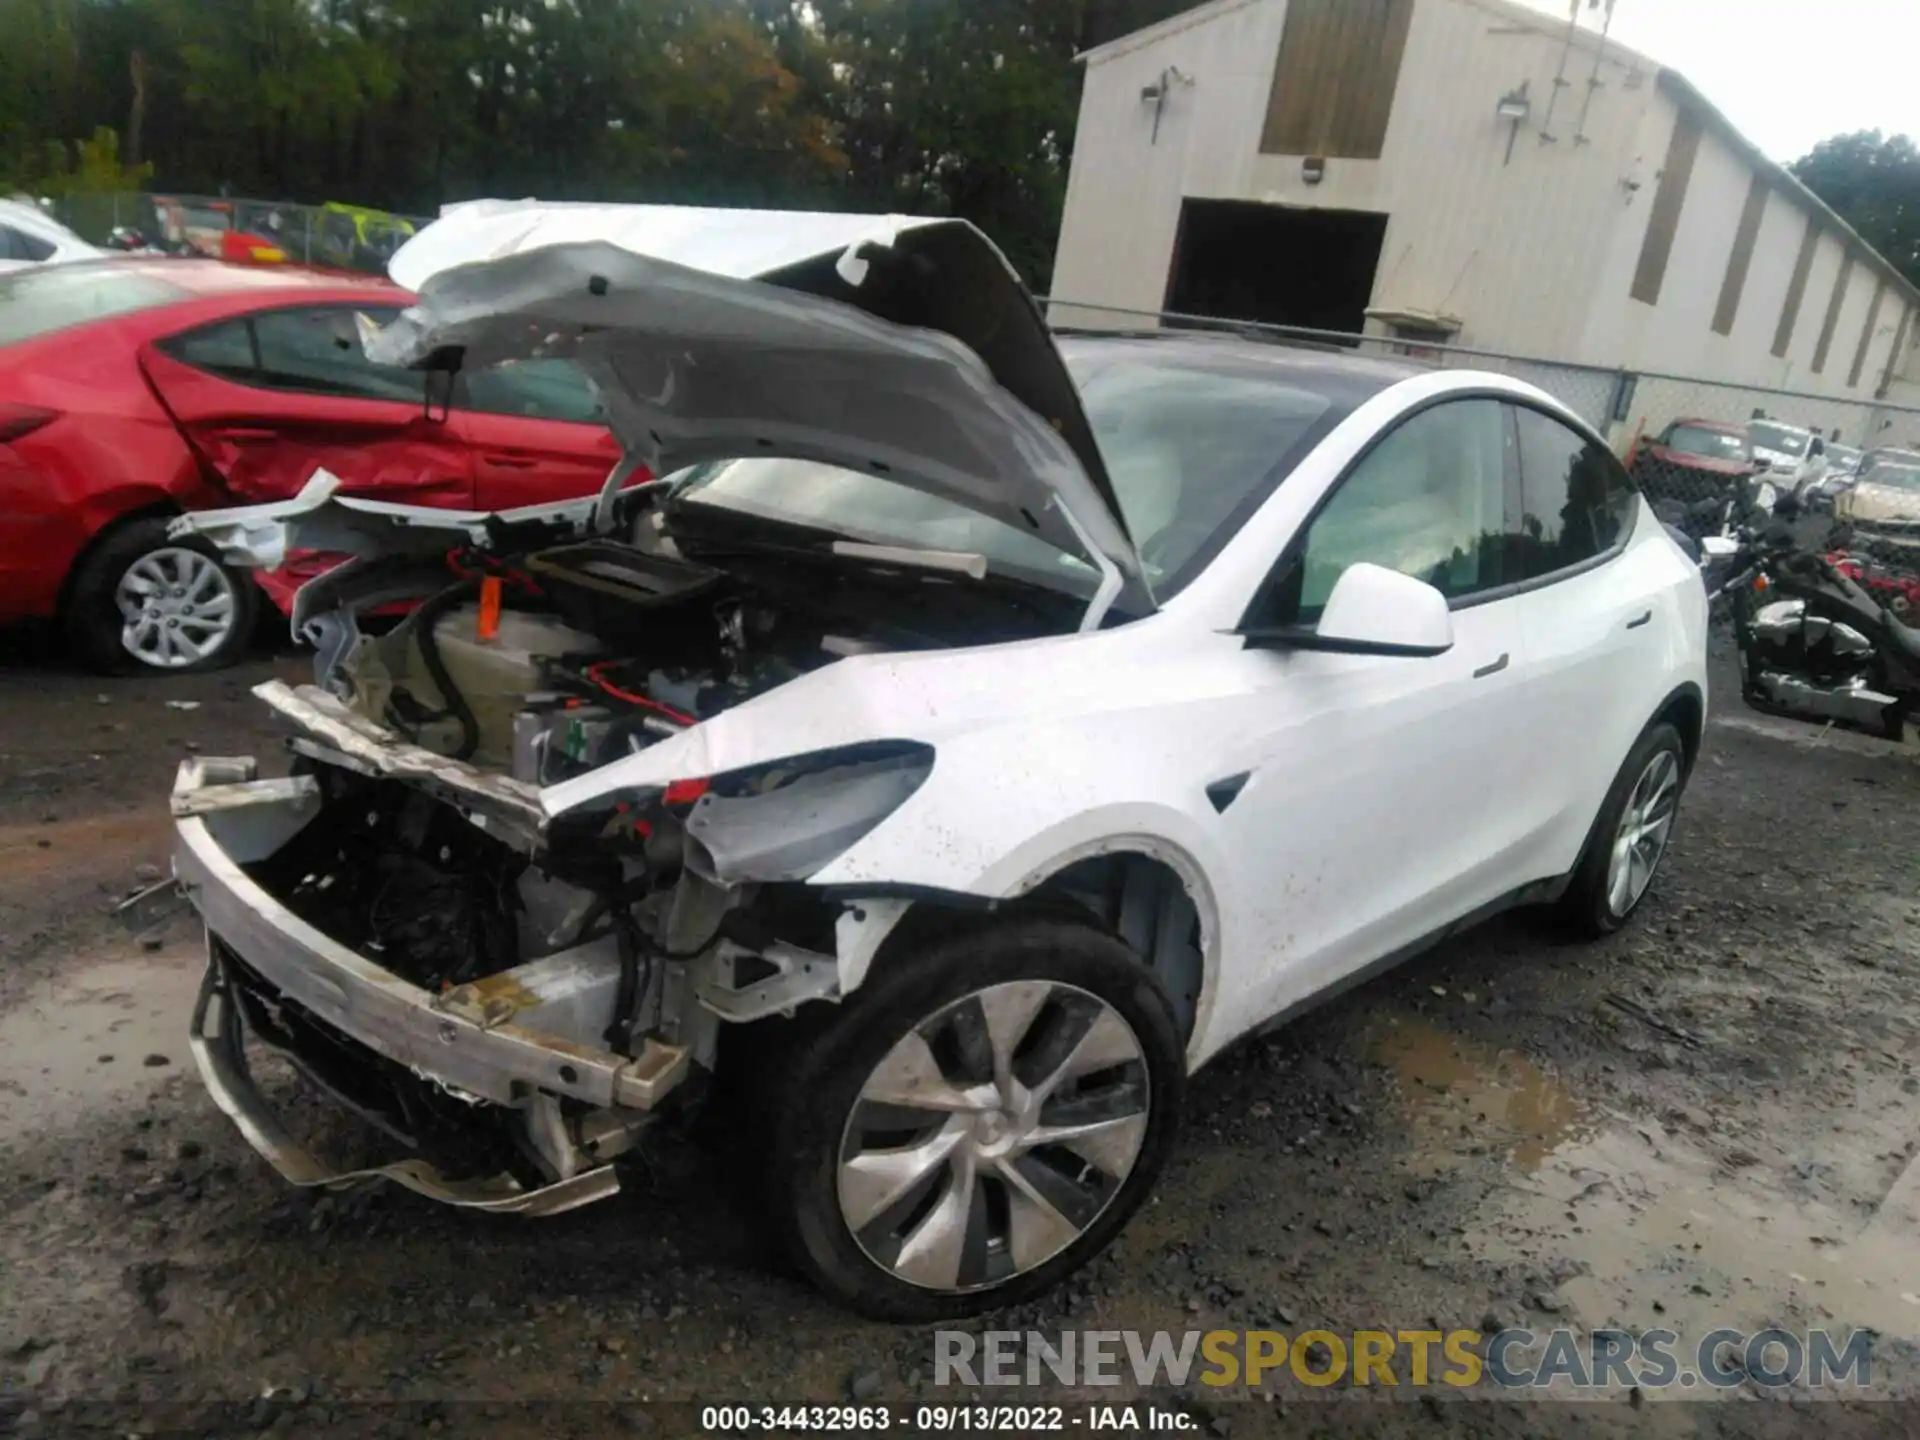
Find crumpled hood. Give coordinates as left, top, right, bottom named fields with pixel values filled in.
left=375, top=200, right=1148, bottom=609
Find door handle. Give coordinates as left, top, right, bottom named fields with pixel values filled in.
left=482, top=454, right=537, bottom=469
left=217, top=428, right=278, bottom=444
left=1472, top=653, right=1509, bottom=679
left=1626, top=610, right=1653, bottom=630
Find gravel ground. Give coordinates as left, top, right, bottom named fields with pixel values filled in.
left=2, top=629, right=1919, bottom=1437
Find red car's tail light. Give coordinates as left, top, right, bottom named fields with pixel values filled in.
left=0, top=403, right=57, bottom=444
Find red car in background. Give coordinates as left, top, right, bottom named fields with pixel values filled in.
left=1624, top=417, right=1758, bottom=499
left=151, top=196, right=288, bottom=266
left=0, top=258, right=619, bottom=673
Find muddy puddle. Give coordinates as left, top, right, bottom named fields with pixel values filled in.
left=1372, top=1014, right=1593, bottom=1171
left=0, top=940, right=204, bottom=1143
left=1372, top=1016, right=1920, bottom=1383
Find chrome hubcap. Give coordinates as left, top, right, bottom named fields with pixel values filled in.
left=837, top=980, right=1151, bottom=1293
left=114, top=548, right=237, bottom=669
left=1606, top=750, right=1680, bottom=916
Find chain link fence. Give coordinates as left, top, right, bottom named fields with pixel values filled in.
left=1042, top=295, right=1920, bottom=582
left=1043, top=297, right=1628, bottom=429
left=46, top=191, right=431, bottom=275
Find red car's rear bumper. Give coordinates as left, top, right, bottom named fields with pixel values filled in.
left=0, top=443, right=74, bottom=622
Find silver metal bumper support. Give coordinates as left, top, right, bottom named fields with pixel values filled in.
left=187, top=955, right=620, bottom=1215
left=174, top=756, right=691, bottom=1212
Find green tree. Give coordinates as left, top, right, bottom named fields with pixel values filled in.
left=0, top=0, right=1207, bottom=289
left=1792, top=130, right=1920, bottom=287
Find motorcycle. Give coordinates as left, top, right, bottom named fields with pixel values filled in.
left=1708, top=493, right=1920, bottom=741
left=104, top=226, right=166, bottom=255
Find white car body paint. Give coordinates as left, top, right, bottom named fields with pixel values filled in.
left=0, top=199, right=103, bottom=271
left=183, top=207, right=1710, bottom=1077
left=389, top=198, right=983, bottom=295
left=527, top=367, right=1706, bottom=1068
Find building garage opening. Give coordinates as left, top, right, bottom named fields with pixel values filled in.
left=1165, top=200, right=1388, bottom=340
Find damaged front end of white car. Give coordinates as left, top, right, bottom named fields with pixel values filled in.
left=168, top=204, right=1193, bottom=1314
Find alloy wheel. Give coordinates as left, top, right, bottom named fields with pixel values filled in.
left=836, top=979, right=1151, bottom=1293
left=1606, top=749, right=1680, bottom=916
left=114, top=547, right=238, bottom=670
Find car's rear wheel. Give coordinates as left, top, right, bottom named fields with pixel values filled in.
left=753, top=916, right=1185, bottom=1321
left=1560, top=721, right=1687, bottom=936
left=66, top=517, right=256, bottom=674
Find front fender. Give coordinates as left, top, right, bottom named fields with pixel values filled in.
left=812, top=778, right=1232, bottom=1067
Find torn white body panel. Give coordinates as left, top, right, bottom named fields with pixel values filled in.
left=389, top=200, right=964, bottom=295
left=171, top=468, right=642, bottom=569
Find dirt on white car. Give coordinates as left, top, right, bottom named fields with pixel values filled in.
left=168, top=202, right=1710, bottom=1319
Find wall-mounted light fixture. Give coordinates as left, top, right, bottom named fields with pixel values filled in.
left=1140, top=66, right=1194, bottom=145
left=1496, top=82, right=1531, bottom=165
left=1302, top=156, right=1326, bottom=185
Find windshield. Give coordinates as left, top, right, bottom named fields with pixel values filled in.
left=1828, top=445, right=1861, bottom=468
left=1867, top=466, right=1920, bottom=493
left=671, top=353, right=1341, bottom=601
left=1748, top=422, right=1809, bottom=456
left=0, top=265, right=185, bottom=346
left=1664, top=424, right=1749, bottom=461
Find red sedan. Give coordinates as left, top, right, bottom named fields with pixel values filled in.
left=0, top=258, right=618, bottom=672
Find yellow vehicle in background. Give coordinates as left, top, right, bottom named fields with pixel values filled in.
left=316, top=202, right=418, bottom=273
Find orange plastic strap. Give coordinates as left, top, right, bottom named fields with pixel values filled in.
left=477, top=575, right=503, bottom=641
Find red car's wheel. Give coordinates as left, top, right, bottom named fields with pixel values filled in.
left=64, top=516, right=257, bottom=675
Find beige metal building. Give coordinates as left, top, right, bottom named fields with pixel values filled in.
left=1049, top=0, right=1920, bottom=438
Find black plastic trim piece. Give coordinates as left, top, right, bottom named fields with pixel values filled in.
left=1239, top=626, right=1449, bottom=658
left=1205, top=772, right=1251, bottom=814
left=813, top=882, right=1001, bottom=913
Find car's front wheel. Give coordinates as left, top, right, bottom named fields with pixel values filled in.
left=66, top=517, right=256, bottom=674
left=755, top=916, right=1186, bottom=1321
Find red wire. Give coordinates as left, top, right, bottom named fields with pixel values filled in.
left=444, top=546, right=543, bottom=595
left=584, top=662, right=695, bottom=726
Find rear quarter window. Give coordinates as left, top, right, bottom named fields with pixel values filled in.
left=0, top=226, right=56, bottom=263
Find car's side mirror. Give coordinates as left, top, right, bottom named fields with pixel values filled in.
left=1241, top=563, right=1455, bottom=657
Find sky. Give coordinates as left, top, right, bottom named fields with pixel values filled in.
left=1517, top=0, right=1920, bottom=162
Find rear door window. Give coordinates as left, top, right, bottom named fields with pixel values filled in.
left=163, top=308, right=420, bottom=402
left=164, top=318, right=257, bottom=380
left=1512, top=405, right=1637, bottom=580
left=250, top=307, right=423, bottom=402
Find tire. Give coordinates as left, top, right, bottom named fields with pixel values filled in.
left=753, top=915, right=1185, bottom=1322
left=64, top=517, right=257, bottom=675
left=1559, top=721, right=1688, bottom=938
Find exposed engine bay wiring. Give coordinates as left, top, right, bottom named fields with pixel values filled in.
left=580, top=660, right=696, bottom=726
left=387, top=577, right=482, bottom=761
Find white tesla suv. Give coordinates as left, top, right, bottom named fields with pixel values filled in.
left=170, top=202, right=1708, bottom=1319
